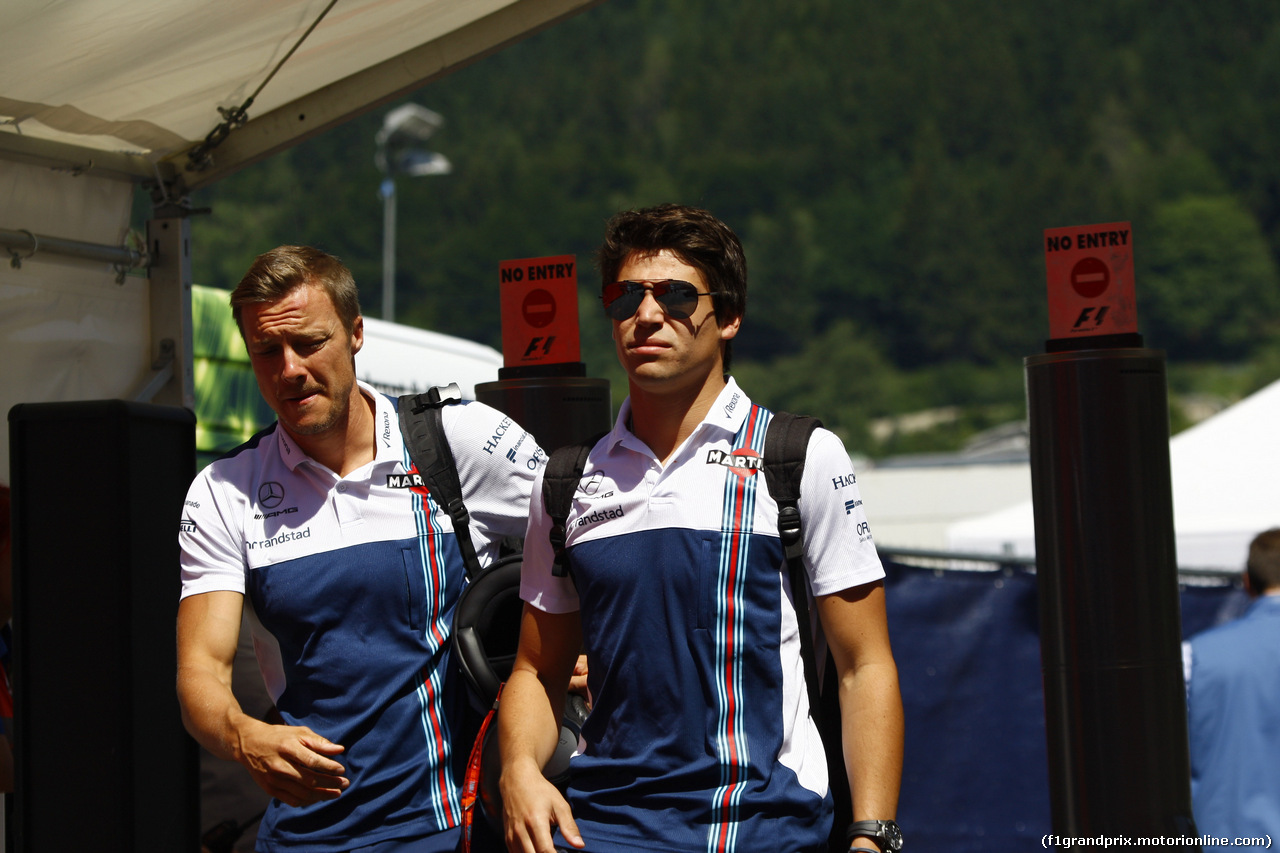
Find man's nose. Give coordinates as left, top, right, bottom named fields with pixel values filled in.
left=634, top=288, right=665, bottom=323
left=280, top=346, right=307, bottom=379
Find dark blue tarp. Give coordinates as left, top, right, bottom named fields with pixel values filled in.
left=882, top=558, right=1248, bottom=852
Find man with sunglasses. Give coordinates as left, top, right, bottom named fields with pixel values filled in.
left=500, top=204, right=903, bottom=853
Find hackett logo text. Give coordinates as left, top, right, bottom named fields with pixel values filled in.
left=831, top=473, right=857, bottom=490
left=483, top=417, right=513, bottom=455
left=576, top=506, right=625, bottom=528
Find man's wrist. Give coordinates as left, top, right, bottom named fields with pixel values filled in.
left=846, top=820, right=903, bottom=852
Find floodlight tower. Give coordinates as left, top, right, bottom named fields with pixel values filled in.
left=375, top=103, right=452, bottom=322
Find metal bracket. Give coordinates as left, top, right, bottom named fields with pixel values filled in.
left=7, top=230, right=37, bottom=269
left=132, top=338, right=176, bottom=403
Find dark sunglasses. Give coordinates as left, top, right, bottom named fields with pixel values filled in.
left=601, top=280, right=719, bottom=321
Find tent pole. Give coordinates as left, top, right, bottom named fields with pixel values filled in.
left=142, top=215, right=195, bottom=410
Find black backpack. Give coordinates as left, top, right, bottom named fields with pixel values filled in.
left=396, top=384, right=524, bottom=709
left=541, top=412, right=852, bottom=851
left=397, top=386, right=583, bottom=851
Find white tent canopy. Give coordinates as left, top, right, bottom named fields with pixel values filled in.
left=859, top=461, right=1032, bottom=553
left=357, top=315, right=503, bottom=400
left=0, top=0, right=599, bottom=484
left=947, top=378, right=1280, bottom=573
left=1, top=0, right=601, bottom=192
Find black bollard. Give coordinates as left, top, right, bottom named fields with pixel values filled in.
left=1027, top=347, right=1198, bottom=844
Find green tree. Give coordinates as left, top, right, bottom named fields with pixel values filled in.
left=1141, top=194, right=1280, bottom=358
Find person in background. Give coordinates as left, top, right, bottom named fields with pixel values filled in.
left=499, top=204, right=903, bottom=853
left=1184, top=527, right=1280, bottom=850
left=177, top=245, right=541, bottom=852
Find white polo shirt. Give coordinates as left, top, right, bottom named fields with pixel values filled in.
left=521, top=378, right=883, bottom=853
left=180, top=382, right=542, bottom=852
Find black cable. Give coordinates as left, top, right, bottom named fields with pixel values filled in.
left=185, top=0, right=341, bottom=171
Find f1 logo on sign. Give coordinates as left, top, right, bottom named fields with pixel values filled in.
left=498, top=254, right=581, bottom=367
left=1043, top=222, right=1137, bottom=340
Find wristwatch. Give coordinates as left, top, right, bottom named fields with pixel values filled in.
left=847, top=819, right=904, bottom=852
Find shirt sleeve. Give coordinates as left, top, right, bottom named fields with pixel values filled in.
left=797, top=427, right=885, bottom=597
left=179, top=467, right=248, bottom=599
left=518, top=462, right=581, bottom=614
left=446, top=400, right=545, bottom=560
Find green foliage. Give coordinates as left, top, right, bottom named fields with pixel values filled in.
left=733, top=320, right=897, bottom=451
left=1140, top=194, right=1280, bottom=357
left=180, top=0, right=1280, bottom=457
left=190, top=286, right=277, bottom=467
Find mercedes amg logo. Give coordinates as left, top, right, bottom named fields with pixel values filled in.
left=578, top=471, right=605, bottom=496
left=258, top=481, right=285, bottom=509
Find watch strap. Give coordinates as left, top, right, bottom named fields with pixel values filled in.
left=846, top=819, right=902, bottom=852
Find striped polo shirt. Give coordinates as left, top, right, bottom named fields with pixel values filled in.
left=521, top=378, right=883, bottom=853
left=181, top=382, right=541, bottom=851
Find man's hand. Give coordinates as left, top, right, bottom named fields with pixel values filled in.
left=235, top=718, right=348, bottom=807
left=499, top=758, right=583, bottom=853
left=568, top=654, right=590, bottom=700
left=499, top=607, right=586, bottom=852
left=177, top=592, right=348, bottom=808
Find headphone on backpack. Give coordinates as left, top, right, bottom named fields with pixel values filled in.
left=452, top=552, right=525, bottom=712
left=451, top=552, right=590, bottom=835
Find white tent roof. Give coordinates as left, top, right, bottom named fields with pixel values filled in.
left=947, top=378, right=1280, bottom=572
left=0, top=0, right=601, bottom=193
left=859, top=461, right=1031, bottom=552
left=357, top=315, right=503, bottom=400
left=0, top=0, right=599, bottom=484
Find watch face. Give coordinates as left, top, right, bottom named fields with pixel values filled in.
left=884, top=821, right=904, bottom=851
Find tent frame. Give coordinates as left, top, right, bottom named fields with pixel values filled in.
left=0, top=0, right=602, bottom=200
left=0, top=0, right=603, bottom=412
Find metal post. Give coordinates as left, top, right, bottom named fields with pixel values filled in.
left=143, top=214, right=195, bottom=410
left=381, top=177, right=396, bottom=322
left=1028, top=347, right=1198, bottom=844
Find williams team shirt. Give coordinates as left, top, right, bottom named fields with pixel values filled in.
left=180, top=382, right=542, bottom=852
left=521, top=378, right=883, bottom=853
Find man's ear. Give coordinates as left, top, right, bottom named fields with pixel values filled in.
left=718, top=313, right=741, bottom=341
left=350, top=315, right=365, bottom=356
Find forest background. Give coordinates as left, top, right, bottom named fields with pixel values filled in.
left=178, top=0, right=1280, bottom=460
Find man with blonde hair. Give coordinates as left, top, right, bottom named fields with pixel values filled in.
left=178, top=245, right=541, bottom=851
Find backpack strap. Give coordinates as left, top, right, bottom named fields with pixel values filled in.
left=397, top=383, right=481, bottom=580
left=460, top=684, right=502, bottom=852
left=542, top=434, right=605, bottom=578
left=761, top=412, right=824, bottom=724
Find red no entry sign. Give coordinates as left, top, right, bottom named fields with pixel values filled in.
left=1071, top=256, right=1110, bottom=299
left=1044, top=222, right=1137, bottom=340
left=498, top=255, right=581, bottom=366
left=522, top=288, right=556, bottom=328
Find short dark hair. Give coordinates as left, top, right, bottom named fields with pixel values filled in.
left=597, top=204, right=747, bottom=370
left=1246, top=528, right=1280, bottom=592
left=231, top=246, right=360, bottom=336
